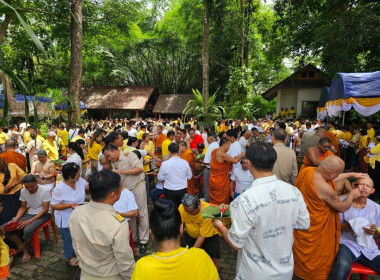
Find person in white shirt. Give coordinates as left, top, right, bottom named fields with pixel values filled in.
left=113, top=187, right=138, bottom=222
left=212, top=142, right=310, bottom=280
left=126, top=121, right=137, bottom=138
left=157, top=142, right=192, bottom=206
left=238, top=130, right=251, bottom=151
left=68, top=124, right=79, bottom=141
left=230, top=158, right=254, bottom=199
left=203, top=133, right=219, bottom=202
left=226, top=129, right=242, bottom=173
left=5, top=174, right=51, bottom=263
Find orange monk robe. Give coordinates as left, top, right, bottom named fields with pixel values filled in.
left=180, top=149, right=196, bottom=195
left=0, top=151, right=26, bottom=171
left=326, top=131, right=340, bottom=157
left=293, top=167, right=340, bottom=280
left=208, top=149, right=232, bottom=205
left=299, top=149, right=334, bottom=173
left=154, top=134, right=167, bottom=149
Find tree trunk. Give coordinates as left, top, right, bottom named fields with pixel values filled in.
left=239, top=0, right=245, bottom=68
left=68, top=0, right=83, bottom=125
left=202, top=0, right=210, bottom=111
left=0, top=1, right=14, bottom=45
left=244, top=4, right=251, bottom=68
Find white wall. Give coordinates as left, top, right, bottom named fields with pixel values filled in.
left=297, top=88, right=323, bottom=116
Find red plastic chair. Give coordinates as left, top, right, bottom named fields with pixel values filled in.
left=33, top=211, right=59, bottom=258
left=346, top=239, right=379, bottom=280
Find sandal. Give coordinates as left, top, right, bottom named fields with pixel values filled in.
left=66, top=257, right=79, bottom=267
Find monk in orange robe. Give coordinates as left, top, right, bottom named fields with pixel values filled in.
left=178, top=141, right=196, bottom=195
left=0, top=140, right=26, bottom=171
left=293, top=156, right=362, bottom=280
left=154, top=125, right=167, bottom=152
left=208, top=138, right=244, bottom=205
left=299, top=137, right=334, bottom=173
left=326, top=130, right=340, bottom=157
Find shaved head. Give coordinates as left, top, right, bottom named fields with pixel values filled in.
left=319, top=155, right=345, bottom=175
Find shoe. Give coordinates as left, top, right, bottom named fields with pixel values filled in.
left=139, top=244, right=148, bottom=254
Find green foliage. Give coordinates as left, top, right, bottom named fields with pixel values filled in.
left=273, top=0, right=380, bottom=77
left=183, top=89, right=225, bottom=126
left=226, top=67, right=253, bottom=102
left=39, top=122, right=48, bottom=138
left=227, top=95, right=276, bottom=120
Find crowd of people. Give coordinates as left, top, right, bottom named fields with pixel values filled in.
left=0, top=115, right=379, bottom=280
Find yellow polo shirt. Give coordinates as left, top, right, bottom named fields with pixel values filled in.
left=178, top=201, right=218, bottom=239
left=23, top=131, right=31, bottom=146
left=37, top=135, right=45, bottom=143
left=161, top=138, right=172, bottom=157
left=42, top=140, right=59, bottom=161
left=59, top=129, right=69, bottom=146
left=88, top=142, right=103, bottom=160
left=0, top=132, right=8, bottom=145
left=367, top=128, right=375, bottom=142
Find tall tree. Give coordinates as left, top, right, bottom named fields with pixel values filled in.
left=68, top=0, right=82, bottom=124
left=202, top=0, right=210, bottom=110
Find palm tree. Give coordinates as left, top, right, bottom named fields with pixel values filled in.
left=36, top=88, right=75, bottom=124
left=183, top=89, right=225, bottom=128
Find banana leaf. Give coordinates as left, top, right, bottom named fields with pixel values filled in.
left=201, top=204, right=231, bottom=219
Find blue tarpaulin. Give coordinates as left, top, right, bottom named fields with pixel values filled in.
left=318, top=87, right=330, bottom=107
left=329, top=71, right=380, bottom=100
left=0, top=94, right=86, bottom=110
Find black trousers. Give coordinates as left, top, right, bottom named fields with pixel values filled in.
left=163, top=188, right=187, bottom=206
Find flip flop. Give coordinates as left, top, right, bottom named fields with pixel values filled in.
left=66, top=257, right=79, bottom=267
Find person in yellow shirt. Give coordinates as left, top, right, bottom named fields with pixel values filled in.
left=368, top=132, right=380, bottom=199
left=37, top=129, right=45, bottom=143
left=42, top=131, right=59, bottom=161
left=161, top=131, right=174, bottom=159
left=328, top=121, right=335, bottom=132
left=0, top=127, right=9, bottom=152
left=137, top=125, right=146, bottom=140
left=88, top=131, right=103, bottom=174
left=132, top=199, right=219, bottom=280
left=356, top=129, right=368, bottom=173
left=0, top=224, right=10, bottom=279
left=70, top=128, right=85, bottom=143
left=342, top=127, right=352, bottom=141
left=179, top=194, right=220, bottom=269
left=288, top=106, right=296, bottom=119
left=23, top=126, right=35, bottom=146
left=279, top=107, right=286, bottom=119
left=367, top=122, right=375, bottom=142
left=143, top=133, right=155, bottom=155
left=58, top=125, right=69, bottom=146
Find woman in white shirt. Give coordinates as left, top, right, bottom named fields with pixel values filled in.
left=51, top=162, right=87, bottom=266
left=63, top=142, right=84, bottom=175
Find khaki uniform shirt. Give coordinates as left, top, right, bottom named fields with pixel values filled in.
left=112, top=152, right=144, bottom=191
left=297, top=134, right=321, bottom=165
left=248, top=134, right=267, bottom=146
left=68, top=201, right=135, bottom=280
left=272, top=143, right=298, bottom=185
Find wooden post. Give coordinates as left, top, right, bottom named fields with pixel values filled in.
left=159, top=113, right=162, bottom=120
left=109, top=110, right=112, bottom=119
left=136, top=110, right=139, bottom=118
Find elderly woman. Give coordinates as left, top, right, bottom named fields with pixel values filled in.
left=51, top=162, right=87, bottom=266
left=0, top=158, right=26, bottom=225
left=179, top=194, right=221, bottom=269
left=24, top=132, right=42, bottom=167
left=131, top=199, right=219, bottom=280
left=41, top=131, right=59, bottom=161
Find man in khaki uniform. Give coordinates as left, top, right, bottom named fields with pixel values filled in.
left=103, top=144, right=149, bottom=254
left=247, top=127, right=267, bottom=147
left=272, top=128, right=298, bottom=185
left=30, top=149, right=56, bottom=191
left=69, top=170, right=135, bottom=280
